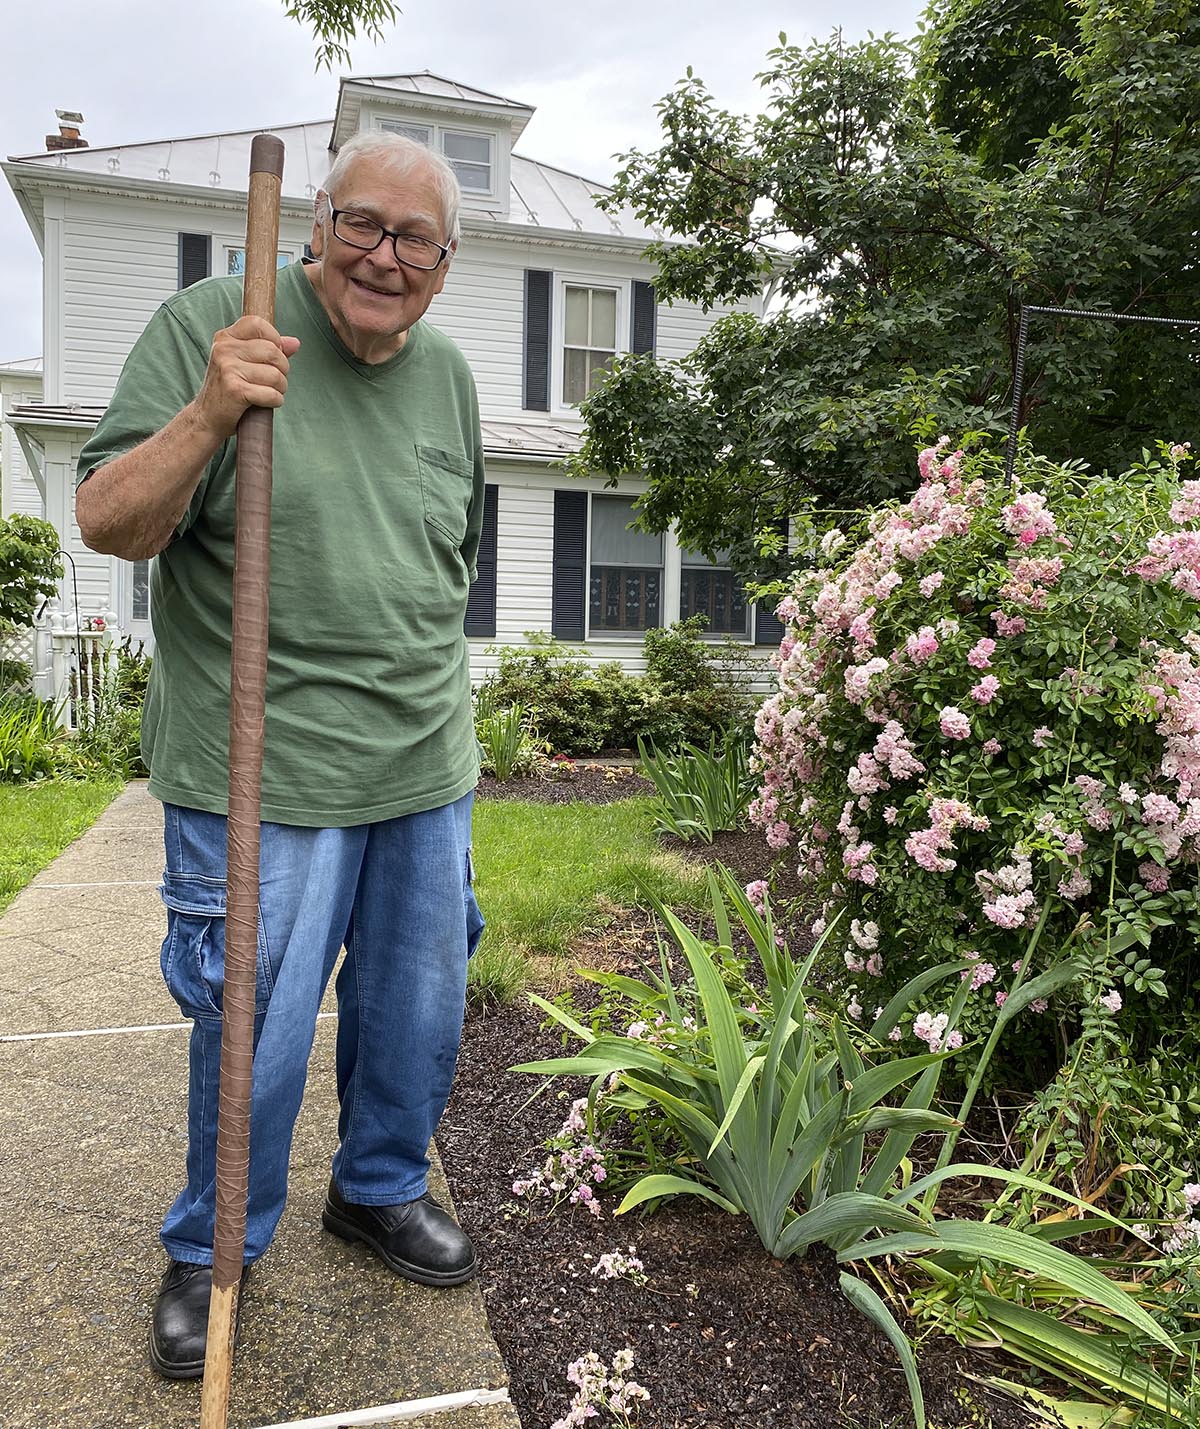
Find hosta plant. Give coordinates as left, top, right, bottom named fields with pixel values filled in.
left=751, top=439, right=1200, bottom=1121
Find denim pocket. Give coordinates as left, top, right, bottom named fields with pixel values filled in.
left=160, top=873, right=272, bottom=1019
left=464, top=846, right=484, bottom=960
left=416, top=444, right=473, bottom=547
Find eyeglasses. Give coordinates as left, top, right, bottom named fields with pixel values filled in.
left=330, top=206, right=451, bottom=271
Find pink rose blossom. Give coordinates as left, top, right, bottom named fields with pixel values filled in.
left=939, top=706, right=971, bottom=740
left=967, top=638, right=996, bottom=670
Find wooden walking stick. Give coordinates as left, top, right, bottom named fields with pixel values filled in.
left=199, top=131, right=285, bottom=1429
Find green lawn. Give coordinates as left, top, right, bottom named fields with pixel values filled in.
left=0, top=777, right=125, bottom=912
left=469, top=794, right=706, bottom=1002
left=0, top=778, right=698, bottom=1003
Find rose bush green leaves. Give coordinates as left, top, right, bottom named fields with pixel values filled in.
left=752, top=441, right=1199, bottom=1054
left=748, top=438, right=1200, bottom=1215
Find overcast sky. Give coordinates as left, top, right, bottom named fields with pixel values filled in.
left=1, top=0, right=924, bottom=361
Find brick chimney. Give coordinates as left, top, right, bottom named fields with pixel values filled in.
left=46, top=109, right=88, bottom=151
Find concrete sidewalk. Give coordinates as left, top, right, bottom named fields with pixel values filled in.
left=0, top=781, right=520, bottom=1429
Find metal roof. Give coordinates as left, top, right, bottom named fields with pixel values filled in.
left=6, top=401, right=104, bottom=431
left=9, top=121, right=334, bottom=202
left=9, top=123, right=666, bottom=243
left=6, top=401, right=583, bottom=463
left=479, top=419, right=581, bottom=460
left=0, top=356, right=42, bottom=375
left=347, top=73, right=533, bottom=112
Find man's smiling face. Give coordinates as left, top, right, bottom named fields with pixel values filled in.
left=310, top=153, right=453, bottom=363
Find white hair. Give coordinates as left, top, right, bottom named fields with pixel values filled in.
left=318, top=131, right=461, bottom=246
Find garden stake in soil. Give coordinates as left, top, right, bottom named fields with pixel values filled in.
left=198, top=131, right=285, bottom=1429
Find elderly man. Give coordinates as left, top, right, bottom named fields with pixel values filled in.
left=76, top=132, right=486, bottom=1379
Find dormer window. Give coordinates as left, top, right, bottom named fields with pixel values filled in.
left=441, top=131, right=492, bottom=192
left=374, top=118, right=495, bottom=198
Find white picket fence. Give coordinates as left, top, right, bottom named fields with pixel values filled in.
left=29, top=599, right=124, bottom=732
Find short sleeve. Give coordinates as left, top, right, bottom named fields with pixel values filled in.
left=459, top=377, right=486, bottom=583
left=76, top=300, right=226, bottom=538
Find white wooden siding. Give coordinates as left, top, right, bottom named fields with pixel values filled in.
left=56, top=193, right=316, bottom=403
left=427, top=244, right=526, bottom=419
left=656, top=295, right=750, bottom=364
left=1, top=373, right=44, bottom=517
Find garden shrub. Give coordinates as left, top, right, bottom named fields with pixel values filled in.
left=0, top=656, right=32, bottom=698
left=750, top=438, right=1200, bottom=1187
left=0, top=694, right=63, bottom=782
left=477, top=622, right=754, bottom=755
left=474, top=700, right=548, bottom=780
left=0, top=515, right=61, bottom=628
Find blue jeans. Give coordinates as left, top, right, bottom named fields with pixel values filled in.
left=156, top=793, right=484, bottom=1265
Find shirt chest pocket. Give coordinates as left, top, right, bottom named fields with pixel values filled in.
left=416, top=444, right=474, bottom=547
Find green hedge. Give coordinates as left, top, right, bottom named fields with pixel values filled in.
left=477, top=619, right=759, bottom=756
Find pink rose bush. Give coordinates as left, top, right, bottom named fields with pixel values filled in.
left=751, top=440, right=1200, bottom=1064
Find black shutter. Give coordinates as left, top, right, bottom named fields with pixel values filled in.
left=178, top=233, right=211, bottom=289
left=523, top=270, right=552, bottom=411
left=551, top=490, right=588, bottom=640
left=754, top=517, right=789, bottom=645
left=631, top=280, right=656, bottom=355
left=464, top=484, right=499, bottom=638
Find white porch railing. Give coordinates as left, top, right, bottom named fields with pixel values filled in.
left=32, top=599, right=123, bottom=732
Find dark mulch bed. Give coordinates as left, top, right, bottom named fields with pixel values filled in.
left=441, top=989, right=1027, bottom=1429
left=446, top=777, right=1031, bottom=1428
left=478, top=765, right=654, bottom=805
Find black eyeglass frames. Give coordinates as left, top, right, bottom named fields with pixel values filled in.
left=329, top=207, right=451, bottom=271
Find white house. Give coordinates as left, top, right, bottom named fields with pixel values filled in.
left=3, top=73, right=784, bottom=678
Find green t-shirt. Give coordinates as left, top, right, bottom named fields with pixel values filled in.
left=78, top=262, right=484, bottom=826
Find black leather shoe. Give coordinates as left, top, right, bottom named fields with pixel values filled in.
left=322, top=1180, right=477, bottom=1286
left=148, top=1259, right=250, bottom=1380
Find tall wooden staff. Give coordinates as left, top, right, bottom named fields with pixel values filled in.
left=199, top=131, right=285, bottom=1429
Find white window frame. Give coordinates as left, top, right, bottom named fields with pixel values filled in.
left=371, top=116, right=498, bottom=201
left=553, top=276, right=628, bottom=416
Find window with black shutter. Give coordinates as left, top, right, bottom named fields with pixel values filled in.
left=631, top=280, right=656, bottom=355
left=463, top=484, right=498, bottom=638
left=177, top=233, right=211, bottom=290
left=551, top=490, right=587, bottom=640
left=523, top=270, right=552, bottom=411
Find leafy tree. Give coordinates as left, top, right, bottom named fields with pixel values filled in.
left=0, top=514, right=61, bottom=628
left=568, top=3, right=1200, bottom=564
left=283, top=0, right=399, bottom=70
left=920, top=0, right=1079, bottom=172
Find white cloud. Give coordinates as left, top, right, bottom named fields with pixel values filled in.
left=0, top=0, right=922, bottom=359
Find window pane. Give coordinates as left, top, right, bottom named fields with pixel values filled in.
left=563, top=347, right=590, bottom=404
left=591, top=496, right=662, bottom=565
left=442, top=131, right=490, bottom=163
left=589, top=567, right=661, bottom=632
left=226, top=249, right=290, bottom=276
left=380, top=120, right=432, bottom=146
left=680, top=567, right=748, bottom=635
left=450, top=161, right=491, bottom=192
left=131, top=559, right=150, bottom=622
left=680, top=544, right=735, bottom=567
left=564, top=287, right=591, bottom=347
left=591, top=289, right=617, bottom=347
